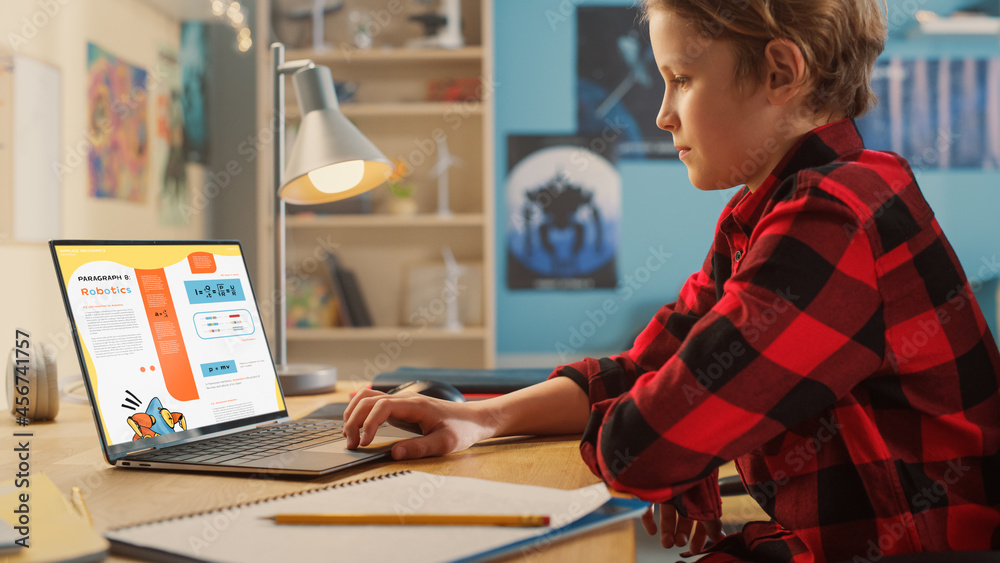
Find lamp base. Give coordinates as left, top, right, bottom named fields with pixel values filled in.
left=277, top=363, right=338, bottom=396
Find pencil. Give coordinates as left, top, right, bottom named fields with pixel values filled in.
left=268, top=514, right=551, bottom=527
left=70, top=487, right=93, bottom=526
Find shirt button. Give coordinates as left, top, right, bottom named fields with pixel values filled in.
left=734, top=250, right=743, bottom=261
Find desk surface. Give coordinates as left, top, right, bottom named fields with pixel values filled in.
left=4, top=384, right=636, bottom=562
left=4, top=382, right=766, bottom=562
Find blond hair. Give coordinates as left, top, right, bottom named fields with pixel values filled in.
left=643, top=0, right=887, bottom=119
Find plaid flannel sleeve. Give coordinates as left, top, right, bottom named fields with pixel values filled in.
left=579, top=183, right=884, bottom=505
left=551, top=248, right=720, bottom=404
left=549, top=245, right=722, bottom=518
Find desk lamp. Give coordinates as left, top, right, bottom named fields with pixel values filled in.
left=271, top=42, right=393, bottom=394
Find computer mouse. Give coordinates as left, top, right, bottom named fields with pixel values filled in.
left=385, top=380, right=466, bottom=435
left=388, top=379, right=466, bottom=403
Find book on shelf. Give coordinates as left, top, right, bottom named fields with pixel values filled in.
left=324, top=253, right=373, bottom=328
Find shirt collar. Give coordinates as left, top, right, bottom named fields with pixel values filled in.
left=729, top=119, right=866, bottom=234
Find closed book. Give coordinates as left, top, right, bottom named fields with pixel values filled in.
left=323, top=253, right=353, bottom=327
left=372, top=367, right=552, bottom=395
left=337, top=268, right=373, bottom=327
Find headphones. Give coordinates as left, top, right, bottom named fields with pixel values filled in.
left=6, top=333, right=59, bottom=421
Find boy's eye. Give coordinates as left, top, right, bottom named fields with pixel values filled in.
left=671, top=76, right=689, bottom=86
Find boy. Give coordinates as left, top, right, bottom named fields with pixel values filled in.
left=344, top=1, right=1000, bottom=561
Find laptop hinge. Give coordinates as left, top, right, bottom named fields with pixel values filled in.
left=126, top=446, right=156, bottom=457
left=255, top=420, right=281, bottom=429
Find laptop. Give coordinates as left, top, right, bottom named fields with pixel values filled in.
left=50, top=240, right=420, bottom=476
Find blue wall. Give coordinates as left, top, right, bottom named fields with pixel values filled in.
left=493, top=0, right=1000, bottom=362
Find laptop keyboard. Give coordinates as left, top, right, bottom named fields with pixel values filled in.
left=132, top=419, right=345, bottom=465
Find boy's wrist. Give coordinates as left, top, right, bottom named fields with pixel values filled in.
left=469, top=398, right=508, bottom=439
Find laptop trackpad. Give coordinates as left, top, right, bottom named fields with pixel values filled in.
left=237, top=427, right=420, bottom=471
left=306, top=426, right=418, bottom=454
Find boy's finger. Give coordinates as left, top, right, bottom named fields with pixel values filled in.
left=342, top=388, right=383, bottom=422
left=659, top=504, right=677, bottom=548
left=674, top=516, right=694, bottom=548
left=640, top=505, right=657, bottom=536
left=359, top=398, right=422, bottom=446
left=343, top=395, right=389, bottom=448
left=704, top=518, right=725, bottom=543
left=390, top=429, right=456, bottom=460
left=689, top=521, right=708, bottom=554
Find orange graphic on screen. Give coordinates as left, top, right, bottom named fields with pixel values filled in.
left=135, top=268, right=199, bottom=401
left=187, top=252, right=217, bottom=274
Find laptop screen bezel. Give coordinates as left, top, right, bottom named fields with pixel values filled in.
left=49, top=239, right=291, bottom=462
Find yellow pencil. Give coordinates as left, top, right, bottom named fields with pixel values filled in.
left=70, top=487, right=93, bottom=526
left=267, top=514, right=550, bottom=527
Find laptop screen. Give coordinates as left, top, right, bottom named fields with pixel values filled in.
left=51, top=241, right=287, bottom=457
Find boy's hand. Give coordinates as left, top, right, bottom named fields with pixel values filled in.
left=342, top=388, right=497, bottom=460
left=640, top=502, right=723, bottom=555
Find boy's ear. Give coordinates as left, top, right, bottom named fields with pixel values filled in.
left=763, top=38, right=808, bottom=105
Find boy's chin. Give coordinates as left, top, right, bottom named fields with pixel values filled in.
left=688, top=174, right=742, bottom=192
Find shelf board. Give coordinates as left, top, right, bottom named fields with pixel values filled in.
left=286, top=213, right=485, bottom=229
left=286, top=102, right=482, bottom=119
left=917, top=17, right=1000, bottom=35
left=284, top=46, right=484, bottom=65
left=287, top=327, right=488, bottom=342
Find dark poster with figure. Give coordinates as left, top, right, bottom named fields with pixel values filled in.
left=506, top=135, right=621, bottom=290
left=577, top=6, right=677, bottom=160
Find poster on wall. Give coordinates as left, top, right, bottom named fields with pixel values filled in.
left=154, top=48, right=189, bottom=226
left=87, top=43, right=149, bottom=202
left=506, top=135, right=620, bottom=290
left=857, top=57, right=1000, bottom=170
left=180, top=22, right=209, bottom=164
left=576, top=6, right=677, bottom=160
left=0, top=54, right=11, bottom=242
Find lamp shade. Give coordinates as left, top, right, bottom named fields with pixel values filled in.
left=279, top=65, right=393, bottom=204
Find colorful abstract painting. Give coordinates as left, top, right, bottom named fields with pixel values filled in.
left=87, top=43, right=149, bottom=202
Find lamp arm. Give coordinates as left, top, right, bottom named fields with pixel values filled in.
left=277, top=59, right=316, bottom=75
left=272, top=44, right=314, bottom=369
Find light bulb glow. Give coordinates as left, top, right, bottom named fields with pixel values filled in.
left=307, top=160, right=366, bottom=194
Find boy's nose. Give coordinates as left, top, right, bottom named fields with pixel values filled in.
left=657, top=99, right=678, bottom=131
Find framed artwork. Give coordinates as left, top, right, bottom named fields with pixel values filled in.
left=179, top=22, right=209, bottom=164
left=857, top=57, right=1000, bottom=170
left=87, top=43, right=149, bottom=202
left=577, top=5, right=677, bottom=160
left=153, top=48, right=188, bottom=226
left=506, top=134, right=621, bottom=290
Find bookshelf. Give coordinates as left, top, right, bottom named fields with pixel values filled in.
left=256, top=0, right=496, bottom=381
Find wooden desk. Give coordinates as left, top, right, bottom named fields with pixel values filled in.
left=2, top=384, right=636, bottom=562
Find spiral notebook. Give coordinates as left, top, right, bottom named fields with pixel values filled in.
left=105, top=471, right=647, bottom=563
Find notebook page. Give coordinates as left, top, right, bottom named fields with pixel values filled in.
left=107, top=471, right=612, bottom=563
left=0, top=474, right=109, bottom=563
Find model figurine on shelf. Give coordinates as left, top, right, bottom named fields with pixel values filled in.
left=430, top=136, right=462, bottom=216
left=408, top=0, right=463, bottom=49
left=440, top=245, right=466, bottom=331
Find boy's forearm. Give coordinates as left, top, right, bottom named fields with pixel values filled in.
left=474, top=376, right=591, bottom=437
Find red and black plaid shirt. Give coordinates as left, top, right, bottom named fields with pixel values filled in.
left=551, top=119, right=1000, bottom=562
